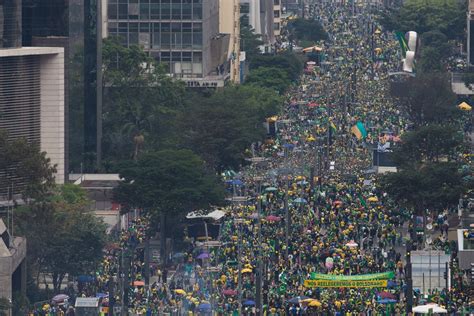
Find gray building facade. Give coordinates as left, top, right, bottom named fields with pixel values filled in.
left=107, top=0, right=228, bottom=84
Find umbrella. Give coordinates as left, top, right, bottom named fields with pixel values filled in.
left=243, top=300, right=256, bottom=306
left=241, top=268, right=253, bottom=273
left=287, top=296, right=309, bottom=304
left=307, top=102, right=319, bottom=108
left=265, top=187, right=278, bottom=192
left=345, top=240, right=358, bottom=247
left=52, top=294, right=69, bottom=304
left=96, top=293, right=108, bottom=298
left=308, top=300, right=322, bottom=307
left=222, top=289, right=237, bottom=296
left=293, top=197, right=307, bottom=204
left=412, top=303, right=447, bottom=314
left=378, top=291, right=396, bottom=299
left=197, top=303, right=212, bottom=312
left=377, top=298, right=397, bottom=304
left=458, top=101, right=472, bottom=111
left=133, top=280, right=145, bottom=286
left=368, top=196, right=378, bottom=202
left=197, top=252, right=210, bottom=259
left=283, top=143, right=295, bottom=149
left=266, top=215, right=281, bottom=222
left=174, top=289, right=186, bottom=295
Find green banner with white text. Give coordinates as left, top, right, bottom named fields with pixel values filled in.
left=310, top=271, right=394, bottom=281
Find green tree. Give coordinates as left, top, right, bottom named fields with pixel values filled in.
left=102, top=38, right=185, bottom=162
left=391, top=124, right=463, bottom=166
left=240, top=22, right=264, bottom=63
left=381, top=162, right=465, bottom=215
left=0, top=130, right=56, bottom=200
left=245, top=67, right=291, bottom=94
left=378, top=0, right=465, bottom=41
left=287, top=18, right=328, bottom=44
left=394, top=73, right=459, bottom=127
left=249, top=53, right=303, bottom=81
left=15, top=184, right=107, bottom=293
left=179, top=85, right=282, bottom=171
left=114, top=149, right=225, bottom=257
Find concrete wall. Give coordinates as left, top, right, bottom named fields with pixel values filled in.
left=40, top=49, right=65, bottom=184
left=0, top=47, right=65, bottom=184
left=0, top=236, right=26, bottom=304
left=202, top=0, right=220, bottom=76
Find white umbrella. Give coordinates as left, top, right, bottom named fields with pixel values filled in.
left=345, top=240, right=358, bottom=247
left=412, top=303, right=447, bottom=314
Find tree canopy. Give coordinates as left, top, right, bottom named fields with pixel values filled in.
left=102, top=38, right=185, bottom=163
left=287, top=18, right=328, bottom=44
left=15, top=184, right=107, bottom=293
left=0, top=130, right=56, bottom=200
left=114, top=149, right=225, bottom=219
left=378, top=0, right=465, bottom=41
left=179, top=85, right=282, bottom=171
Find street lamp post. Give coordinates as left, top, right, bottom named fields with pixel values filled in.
left=406, top=240, right=413, bottom=315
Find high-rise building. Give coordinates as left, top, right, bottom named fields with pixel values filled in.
left=107, top=0, right=230, bottom=88
left=240, top=0, right=276, bottom=48
left=22, top=0, right=104, bottom=172
left=273, top=0, right=281, bottom=37
left=0, top=1, right=66, bottom=195
left=219, top=0, right=240, bottom=83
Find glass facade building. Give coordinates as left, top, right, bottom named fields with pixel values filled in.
left=107, top=0, right=220, bottom=78
left=0, top=0, right=22, bottom=48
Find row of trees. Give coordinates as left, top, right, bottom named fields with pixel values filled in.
left=380, top=1, right=471, bottom=223
left=0, top=131, right=107, bottom=302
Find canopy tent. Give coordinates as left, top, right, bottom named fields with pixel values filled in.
left=186, top=209, right=226, bottom=221
left=412, top=303, right=447, bottom=314
left=303, top=46, right=323, bottom=53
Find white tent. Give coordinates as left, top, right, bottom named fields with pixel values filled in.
left=186, top=209, right=226, bottom=221
left=412, top=303, right=447, bottom=314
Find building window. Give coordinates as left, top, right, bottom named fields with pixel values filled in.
left=172, top=0, right=181, bottom=19
left=240, top=3, right=250, bottom=14
left=161, top=23, right=171, bottom=48
left=274, top=0, right=280, bottom=5
left=193, top=0, right=202, bottom=19
left=182, top=0, right=192, bottom=19
left=129, top=22, right=139, bottom=44
left=274, top=10, right=280, bottom=18
left=192, top=23, right=202, bottom=49
left=171, top=22, right=182, bottom=48
left=129, top=3, right=139, bottom=19
left=140, top=0, right=150, bottom=19
left=161, top=0, right=171, bottom=19
left=273, top=22, right=280, bottom=30
left=182, top=22, right=192, bottom=48
left=152, top=23, right=160, bottom=49
left=150, top=0, right=160, bottom=18
left=118, top=3, right=128, bottom=19
left=108, top=4, right=117, bottom=19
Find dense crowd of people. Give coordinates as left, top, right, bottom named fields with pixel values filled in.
left=34, top=1, right=473, bottom=315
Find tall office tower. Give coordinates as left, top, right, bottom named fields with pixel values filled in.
left=107, top=0, right=230, bottom=88
left=468, top=0, right=474, bottom=66
left=22, top=0, right=104, bottom=172
left=0, top=0, right=66, bottom=196
left=219, top=0, right=240, bottom=83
